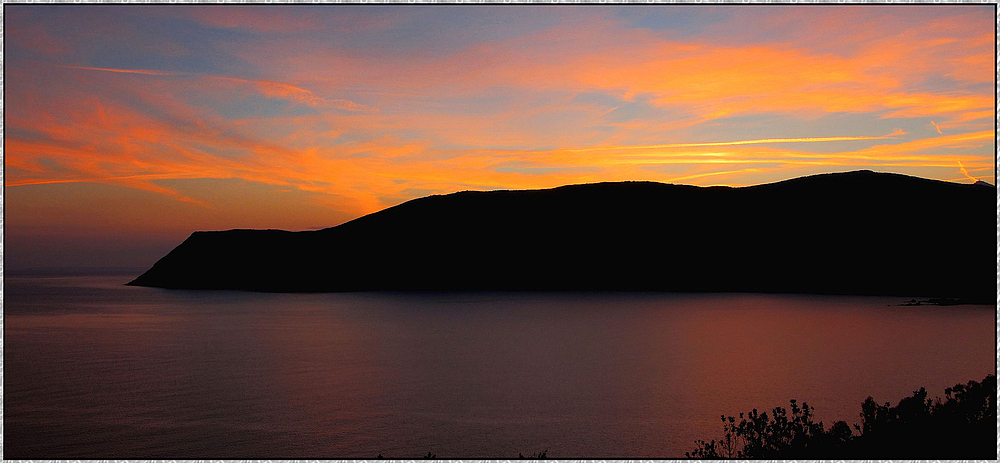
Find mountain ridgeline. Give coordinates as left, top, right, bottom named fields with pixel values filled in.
left=128, top=170, right=994, bottom=299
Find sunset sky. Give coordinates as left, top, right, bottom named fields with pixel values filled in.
left=6, top=5, right=996, bottom=270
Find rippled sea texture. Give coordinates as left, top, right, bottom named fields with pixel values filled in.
left=6, top=274, right=995, bottom=458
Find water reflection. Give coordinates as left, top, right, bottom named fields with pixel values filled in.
left=6, top=276, right=994, bottom=458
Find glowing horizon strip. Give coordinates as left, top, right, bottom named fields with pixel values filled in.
left=614, top=152, right=985, bottom=162
left=604, top=157, right=992, bottom=168
left=560, top=130, right=907, bottom=153
left=667, top=167, right=766, bottom=184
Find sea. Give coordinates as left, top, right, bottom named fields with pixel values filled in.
left=4, top=272, right=995, bottom=458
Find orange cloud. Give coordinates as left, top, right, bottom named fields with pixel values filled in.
left=957, top=160, right=979, bottom=182
left=6, top=7, right=995, bottom=234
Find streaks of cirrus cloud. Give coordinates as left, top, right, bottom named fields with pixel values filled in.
left=5, top=6, right=995, bottom=267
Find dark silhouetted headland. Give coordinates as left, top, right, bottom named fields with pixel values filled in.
left=128, top=170, right=993, bottom=299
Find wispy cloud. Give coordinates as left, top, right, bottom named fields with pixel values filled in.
left=957, top=160, right=979, bottom=182
left=6, top=6, right=995, bottom=234
left=558, top=130, right=907, bottom=153
left=60, top=65, right=175, bottom=76
left=59, top=65, right=378, bottom=113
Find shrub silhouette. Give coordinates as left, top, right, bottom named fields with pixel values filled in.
left=687, top=375, right=996, bottom=458
left=687, top=399, right=850, bottom=458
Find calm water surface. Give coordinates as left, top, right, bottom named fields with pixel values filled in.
left=6, top=274, right=995, bottom=458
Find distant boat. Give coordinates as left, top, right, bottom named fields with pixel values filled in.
left=128, top=170, right=994, bottom=300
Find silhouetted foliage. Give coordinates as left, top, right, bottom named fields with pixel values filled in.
left=687, top=399, right=848, bottom=458
left=423, top=451, right=436, bottom=459
left=852, top=374, right=996, bottom=458
left=688, top=375, right=996, bottom=458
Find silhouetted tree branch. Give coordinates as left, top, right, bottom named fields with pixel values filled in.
left=687, top=375, right=996, bottom=458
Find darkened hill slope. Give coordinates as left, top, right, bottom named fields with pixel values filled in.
left=128, top=170, right=994, bottom=299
